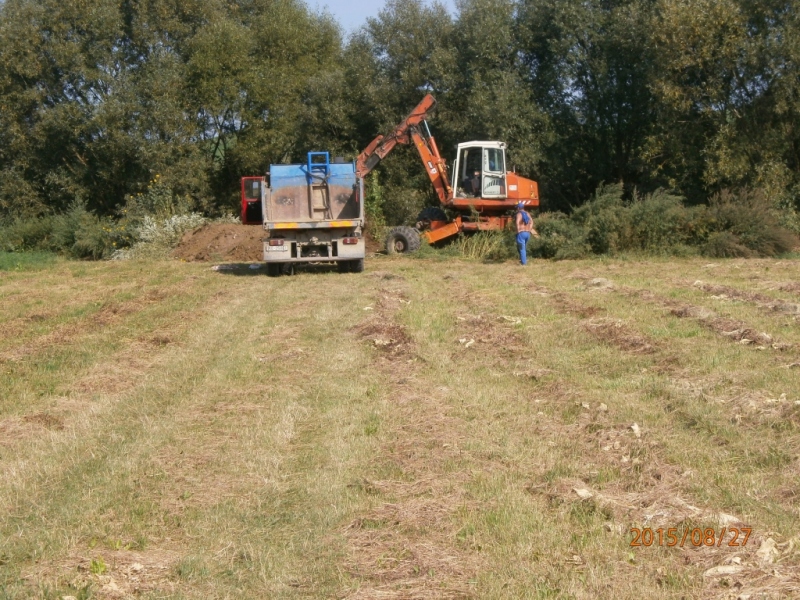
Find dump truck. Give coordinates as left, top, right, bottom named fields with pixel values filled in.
left=240, top=152, right=365, bottom=276
left=355, top=94, right=540, bottom=253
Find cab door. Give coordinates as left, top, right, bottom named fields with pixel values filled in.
left=240, top=177, right=264, bottom=224
left=481, top=147, right=506, bottom=198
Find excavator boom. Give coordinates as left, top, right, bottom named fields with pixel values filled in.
left=355, top=94, right=452, bottom=205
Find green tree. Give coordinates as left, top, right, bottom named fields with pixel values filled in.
left=516, top=0, right=657, bottom=209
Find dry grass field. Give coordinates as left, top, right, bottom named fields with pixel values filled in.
left=1, top=253, right=799, bottom=599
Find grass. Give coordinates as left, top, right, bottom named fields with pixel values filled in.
left=0, top=251, right=58, bottom=271
left=0, top=253, right=799, bottom=598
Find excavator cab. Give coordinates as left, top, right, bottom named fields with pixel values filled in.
left=452, top=142, right=507, bottom=199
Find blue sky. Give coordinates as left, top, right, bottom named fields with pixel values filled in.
left=312, top=0, right=457, bottom=33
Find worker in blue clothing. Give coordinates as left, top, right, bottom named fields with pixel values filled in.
left=514, top=201, right=538, bottom=265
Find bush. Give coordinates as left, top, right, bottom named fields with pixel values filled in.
left=701, top=231, right=754, bottom=258
left=452, top=231, right=514, bottom=261
left=112, top=213, right=207, bottom=260
left=528, top=212, right=589, bottom=259
left=122, top=175, right=196, bottom=222
left=364, top=172, right=388, bottom=241
left=626, top=190, right=695, bottom=251
left=381, top=186, right=426, bottom=227
left=0, top=204, right=121, bottom=259
left=701, top=189, right=798, bottom=257
left=571, top=183, right=627, bottom=254
left=0, top=217, right=55, bottom=252
left=51, top=204, right=121, bottom=259
left=0, top=177, right=208, bottom=260
left=526, top=184, right=797, bottom=260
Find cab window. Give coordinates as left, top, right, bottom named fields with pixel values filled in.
left=461, top=148, right=482, bottom=178
left=245, top=180, right=261, bottom=200
left=484, top=148, right=504, bottom=173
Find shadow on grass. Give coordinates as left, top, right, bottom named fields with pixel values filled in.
left=211, top=262, right=343, bottom=276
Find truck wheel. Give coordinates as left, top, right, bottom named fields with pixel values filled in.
left=385, top=226, right=421, bottom=254
left=337, top=259, right=364, bottom=273
left=267, top=263, right=282, bottom=277
left=417, top=207, right=447, bottom=226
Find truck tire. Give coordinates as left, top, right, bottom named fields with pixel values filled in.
left=267, top=263, right=282, bottom=277
left=337, top=259, right=365, bottom=273
left=385, top=226, right=421, bottom=254
left=417, top=207, right=447, bottom=225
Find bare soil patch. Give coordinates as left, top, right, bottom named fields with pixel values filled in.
left=584, top=317, right=657, bottom=354
left=356, top=288, right=414, bottom=357
left=23, top=411, right=65, bottom=430
left=775, top=281, right=800, bottom=295
left=172, top=223, right=264, bottom=262
left=25, top=548, right=181, bottom=599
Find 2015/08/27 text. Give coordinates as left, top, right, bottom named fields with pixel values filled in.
left=630, top=527, right=752, bottom=548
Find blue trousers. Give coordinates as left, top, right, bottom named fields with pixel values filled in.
left=516, top=231, right=530, bottom=265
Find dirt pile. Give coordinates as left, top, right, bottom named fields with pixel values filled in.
left=172, top=223, right=264, bottom=262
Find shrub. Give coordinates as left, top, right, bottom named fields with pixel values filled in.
left=626, top=190, right=694, bottom=251
left=111, top=213, right=206, bottom=260
left=123, top=175, right=195, bottom=222
left=526, top=185, right=797, bottom=260
left=0, top=204, right=120, bottom=259
left=702, top=189, right=798, bottom=257
left=0, top=217, right=55, bottom=252
left=364, top=172, right=388, bottom=241
left=382, top=186, right=425, bottom=227
left=50, top=204, right=119, bottom=259
left=701, top=231, right=754, bottom=258
left=452, top=231, right=513, bottom=261
left=528, top=212, right=589, bottom=259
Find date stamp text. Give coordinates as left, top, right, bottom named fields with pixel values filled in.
left=630, top=527, right=751, bottom=547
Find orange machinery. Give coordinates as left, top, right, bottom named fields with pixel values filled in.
left=355, top=94, right=540, bottom=253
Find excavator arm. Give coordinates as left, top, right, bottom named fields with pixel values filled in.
left=355, top=94, right=453, bottom=205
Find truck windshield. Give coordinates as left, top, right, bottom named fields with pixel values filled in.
left=484, top=148, right=504, bottom=173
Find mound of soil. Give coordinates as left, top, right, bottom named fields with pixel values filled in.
left=172, top=223, right=264, bottom=262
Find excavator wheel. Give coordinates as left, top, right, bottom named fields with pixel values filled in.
left=385, top=226, right=421, bottom=255
left=417, top=207, right=447, bottom=225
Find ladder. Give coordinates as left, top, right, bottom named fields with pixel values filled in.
left=306, top=152, right=332, bottom=220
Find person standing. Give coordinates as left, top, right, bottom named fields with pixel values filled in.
left=515, top=201, right=538, bottom=265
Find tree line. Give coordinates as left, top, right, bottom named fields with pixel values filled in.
left=0, top=0, right=798, bottom=229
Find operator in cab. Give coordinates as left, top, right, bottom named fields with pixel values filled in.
left=515, top=201, right=539, bottom=266
left=470, top=171, right=481, bottom=196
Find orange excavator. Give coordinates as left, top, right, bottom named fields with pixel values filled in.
left=355, top=94, right=540, bottom=253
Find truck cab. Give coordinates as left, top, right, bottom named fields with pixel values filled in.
left=241, top=177, right=264, bottom=224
